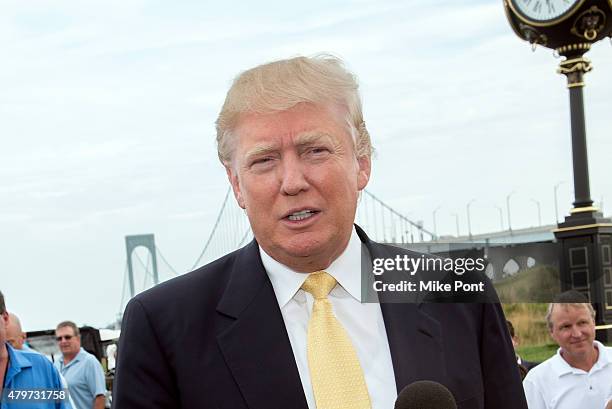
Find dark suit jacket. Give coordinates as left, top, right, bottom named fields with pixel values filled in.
left=112, top=226, right=527, bottom=409
left=521, top=359, right=540, bottom=372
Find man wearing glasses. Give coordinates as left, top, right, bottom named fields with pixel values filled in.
left=54, top=322, right=106, bottom=409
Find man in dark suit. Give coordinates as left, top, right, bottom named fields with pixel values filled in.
left=506, top=320, right=540, bottom=374
left=113, top=55, right=527, bottom=409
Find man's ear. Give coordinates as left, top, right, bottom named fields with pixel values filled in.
left=357, top=155, right=371, bottom=190
left=225, top=164, right=246, bottom=209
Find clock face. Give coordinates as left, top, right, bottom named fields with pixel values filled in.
left=511, top=0, right=580, bottom=22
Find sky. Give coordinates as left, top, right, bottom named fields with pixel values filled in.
left=1, top=0, right=611, bottom=331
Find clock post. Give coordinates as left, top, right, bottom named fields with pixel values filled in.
left=504, top=0, right=612, bottom=341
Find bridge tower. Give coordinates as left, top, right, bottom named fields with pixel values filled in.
left=125, top=234, right=159, bottom=298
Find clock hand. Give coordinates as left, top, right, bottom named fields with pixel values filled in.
left=545, top=0, right=553, bottom=13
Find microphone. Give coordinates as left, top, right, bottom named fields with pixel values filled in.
left=394, top=380, right=457, bottom=409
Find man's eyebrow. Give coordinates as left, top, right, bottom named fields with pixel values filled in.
left=294, top=131, right=335, bottom=147
left=242, top=132, right=338, bottom=163
left=244, top=143, right=278, bottom=160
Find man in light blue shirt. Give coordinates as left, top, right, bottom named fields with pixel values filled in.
left=1, top=291, right=68, bottom=409
left=54, top=322, right=106, bottom=409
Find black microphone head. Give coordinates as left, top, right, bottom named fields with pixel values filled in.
left=395, top=380, right=457, bottom=409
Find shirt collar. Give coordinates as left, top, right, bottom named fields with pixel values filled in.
left=61, top=347, right=85, bottom=369
left=4, top=342, right=33, bottom=384
left=260, top=227, right=363, bottom=307
left=75, top=347, right=86, bottom=362
left=593, top=341, right=612, bottom=369
left=552, top=340, right=611, bottom=376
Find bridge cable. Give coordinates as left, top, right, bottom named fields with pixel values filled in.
left=156, top=245, right=180, bottom=277
left=192, top=187, right=232, bottom=270
left=139, top=251, right=151, bottom=290
left=118, top=261, right=128, bottom=315
left=237, top=226, right=252, bottom=247
left=363, top=190, right=435, bottom=239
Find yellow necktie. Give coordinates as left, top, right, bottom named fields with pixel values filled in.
left=301, top=271, right=371, bottom=409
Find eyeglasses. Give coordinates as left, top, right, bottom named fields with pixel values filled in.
left=56, top=335, right=74, bottom=341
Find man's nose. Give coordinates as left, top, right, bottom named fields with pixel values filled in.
left=279, top=156, right=309, bottom=196
left=570, top=326, right=582, bottom=338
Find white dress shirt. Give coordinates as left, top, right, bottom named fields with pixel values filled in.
left=523, top=341, right=612, bottom=409
left=260, top=227, right=397, bottom=409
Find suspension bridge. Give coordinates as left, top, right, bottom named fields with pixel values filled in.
left=117, top=187, right=575, bottom=318
left=117, top=188, right=435, bottom=314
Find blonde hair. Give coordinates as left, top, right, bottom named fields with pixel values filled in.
left=215, top=55, right=372, bottom=164
left=545, top=302, right=596, bottom=330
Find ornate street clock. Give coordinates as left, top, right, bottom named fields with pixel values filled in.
left=504, top=0, right=612, bottom=55
left=504, top=0, right=612, bottom=341
left=509, top=0, right=582, bottom=24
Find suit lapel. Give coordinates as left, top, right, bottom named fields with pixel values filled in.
left=379, top=303, right=446, bottom=391
left=216, top=241, right=308, bottom=409
left=356, top=225, right=446, bottom=392
left=215, top=227, right=446, bottom=406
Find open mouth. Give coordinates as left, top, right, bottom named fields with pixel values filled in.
left=285, top=209, right=320, bottom=221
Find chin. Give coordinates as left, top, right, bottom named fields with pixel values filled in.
left=271, top=238, right=329, bottom=263
left=568, top=344, right=589, bottom=354
left=282, top=243, right=325, bottom=258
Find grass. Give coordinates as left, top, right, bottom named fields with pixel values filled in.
left=494, top=265, right=560, bottom=303
left=503, top=303, right=550, bottom=345
left=496, top=265, right=560, bottom=346
left=516, top=343, right=558, bottom=362
left=503, top=302, right=558, bottom=362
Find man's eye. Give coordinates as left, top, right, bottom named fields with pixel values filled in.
left=308, top=147, right=329, bottom=155
left=252, top=157, right=273, bottom=166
